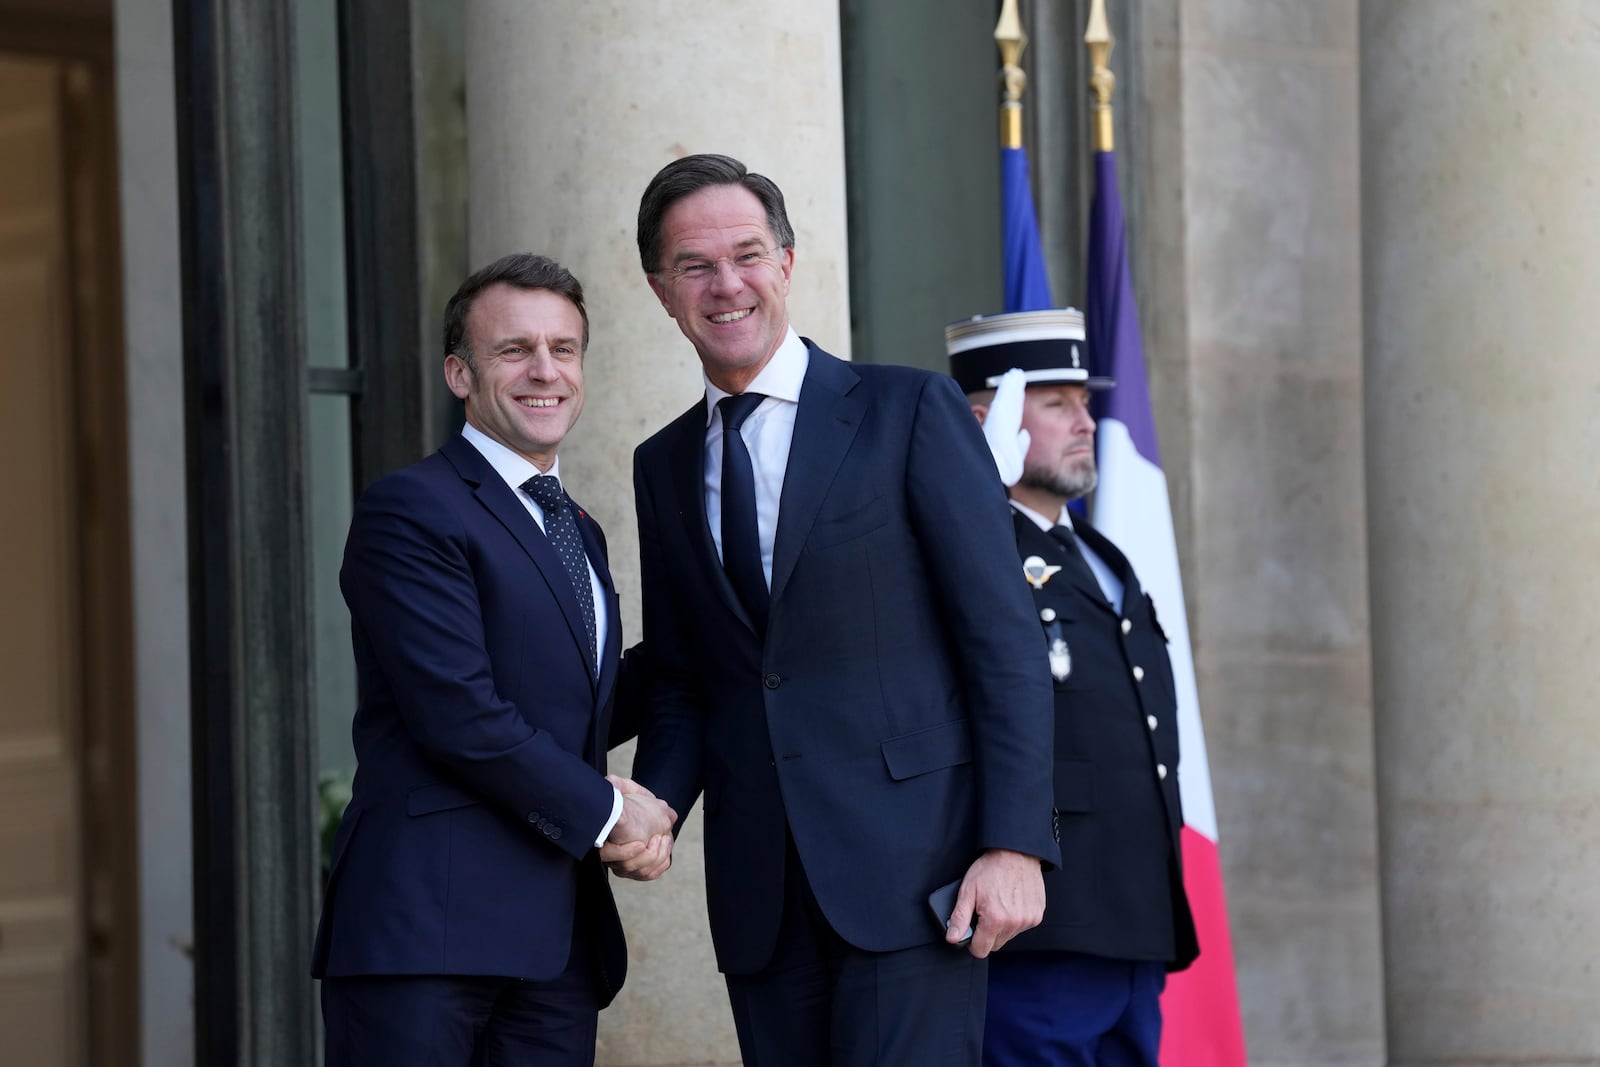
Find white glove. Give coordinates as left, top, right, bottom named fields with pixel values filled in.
left=982, top=368, right=1031, bottom=487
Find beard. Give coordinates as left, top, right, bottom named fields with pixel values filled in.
left=1018, top=455, right=1097, bottom=502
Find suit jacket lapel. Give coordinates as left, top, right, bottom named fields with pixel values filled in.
left=665, top=402, right=754, bottom=631
left=575, top=507, right=618, bottom=703
left=441, top=435, right=599, bottom=689
left=1072, top=516, right=1141, bottom=602
left=769, top=346, right=865, bottom=610
left=575, top=508, right=621, bottom=757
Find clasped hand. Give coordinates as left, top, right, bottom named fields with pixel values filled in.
left=599, top=775, right=677, bottom=881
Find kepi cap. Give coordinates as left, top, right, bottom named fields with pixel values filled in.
left=945, top=308, right=1114, bottom=394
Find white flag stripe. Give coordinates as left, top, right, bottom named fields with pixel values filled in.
left=1095, top=419, right=1218, bottom=843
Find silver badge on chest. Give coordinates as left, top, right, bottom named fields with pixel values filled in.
left=1049, top=637, right=1072, bottom=681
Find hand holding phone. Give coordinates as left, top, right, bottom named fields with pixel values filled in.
left=927, top=877, right=974, bottom=946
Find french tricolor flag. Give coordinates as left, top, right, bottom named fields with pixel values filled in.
left=1087, top=148, right=1248, bottom=1067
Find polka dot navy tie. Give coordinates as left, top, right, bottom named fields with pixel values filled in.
left=522, top=474, right=597, bottom=675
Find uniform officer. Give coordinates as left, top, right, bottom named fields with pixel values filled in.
left=948, top=308, right=1199, bottom=1067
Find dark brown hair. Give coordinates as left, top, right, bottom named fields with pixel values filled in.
left=636, top=154, right=795, bottom=273
left=442, top=253, right=589, bottom=367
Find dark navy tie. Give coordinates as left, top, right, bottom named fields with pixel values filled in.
left=1049, top=524, right=1105, bottom=600
left=522, top=474, right=597, bottom=673
left=718, top=393, right=769, bottom=634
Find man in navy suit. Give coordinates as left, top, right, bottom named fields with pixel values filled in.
left=313, top=254, right=676, bottom=1066
left=626, top=154, right=1060, bottom=1066
left=949, top=309, right=1198, bottom=1066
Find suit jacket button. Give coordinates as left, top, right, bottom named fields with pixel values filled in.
left=1147, top=714, right=1158, bottom=731
left=1121, top=618, right=1132, bottom=634
left=1157, top=763, right=1168, bottom=780
left=527, top=811, right=541, bottom=823
left=549, top=826, right=563, bottom=840
left=1132, top=665, right=1145, bottom=682
left=764, top=673, right=782, bottom=689
left=1040, top=607, right=1057, bottom=623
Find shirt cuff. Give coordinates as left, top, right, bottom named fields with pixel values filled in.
left=594, top=785, right=624, bottom=848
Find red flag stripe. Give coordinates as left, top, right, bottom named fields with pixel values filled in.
left=1160, top=828, right=1248, bottom=1066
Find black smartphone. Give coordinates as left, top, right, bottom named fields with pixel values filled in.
left=927, top=877, right=974, bottom=945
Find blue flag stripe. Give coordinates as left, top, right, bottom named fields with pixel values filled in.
left=1001, top=146, right=1053, bottom=312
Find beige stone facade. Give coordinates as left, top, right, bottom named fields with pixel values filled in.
left=2, top=0, right=1593, bottom=1063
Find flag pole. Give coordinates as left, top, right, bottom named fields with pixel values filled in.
left=994, top=0, right=1053, bottom=312
left=1082, top=4, right=1249, bottom=1063
left=994, top=0, right=1028, bottom=149
left=1085, top=0, right=1115, bottom=152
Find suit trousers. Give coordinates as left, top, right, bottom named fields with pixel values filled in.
left=724, top=836, right=987, bottom=1067
left=982, top=952, right=1165, bottom=1067
left=322, top=901, right=602, bottom=1067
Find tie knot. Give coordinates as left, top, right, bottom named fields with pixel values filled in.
left=521, top=474, right=567, bottom=512
left=1049, top=524, right=1078, bottom=548
left=718, top=392, right=767, bottom=433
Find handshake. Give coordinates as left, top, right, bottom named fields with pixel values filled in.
left=599, top=775, right=677, bottom=882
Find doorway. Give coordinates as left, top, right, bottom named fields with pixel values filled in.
left=0, top=19, right=136, bottom=1067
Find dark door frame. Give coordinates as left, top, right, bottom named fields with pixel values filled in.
left=174, top=0, right=447, bottom=1059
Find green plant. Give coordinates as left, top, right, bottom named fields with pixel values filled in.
left=318, top=768, right=355, bottom=872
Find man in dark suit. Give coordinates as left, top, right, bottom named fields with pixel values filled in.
left=313, top=253, right=676, bottom=1066
left=948, top=309, right=1199, bottom=1067
left=626, top=154, right=1059, bottom=1066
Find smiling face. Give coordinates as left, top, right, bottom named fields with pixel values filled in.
left=1015, top=383, right=1098, bottom=510
left=444, top=284, right=585, bottom=471
left=645, top=183, right=795, bottom=394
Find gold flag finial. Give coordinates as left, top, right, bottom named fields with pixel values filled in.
left=994, top=0, right=1028, bottom=149
left=1086, top=0, right=1116, bottom=152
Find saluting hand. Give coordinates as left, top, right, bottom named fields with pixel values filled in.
left=980, top=368, right=1032, bottom=488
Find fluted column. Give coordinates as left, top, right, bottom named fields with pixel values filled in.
left=1362, top=2, right=1600, bottom=1062
left=465, top=5, right=850, bottom=1064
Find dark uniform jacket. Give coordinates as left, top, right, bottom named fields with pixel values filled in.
left=1006, top=509, right=1199, bottom=971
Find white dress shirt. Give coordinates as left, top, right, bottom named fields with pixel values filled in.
left=459, top=423, right=623, bottom=845
left=1010, top=499, right=1125, bottom=614
left=702, top=328, right=810, bottom=586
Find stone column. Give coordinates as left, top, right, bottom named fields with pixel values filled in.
left=465, top=5, right=851, bottom=1064
left=1361, top=2, right=1600, bottom=1063
left=1160, top=2, right=1387, bottom=1064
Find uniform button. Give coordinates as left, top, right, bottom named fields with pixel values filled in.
left=527, top=810, right=541, bottom=823
left=1132, top=665, right=1145, bottom=682
left=1147, top=714, right=1158, bottom=731
left=1121, top=618, right=1132, bottom=635
left=763, top=673, right=782, bottom=689
left=1157, top=763, right=1168, bottom=780
left=1040, top=607, right=1057, bottom=623
left=548, top=826, right=563, bottom=841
